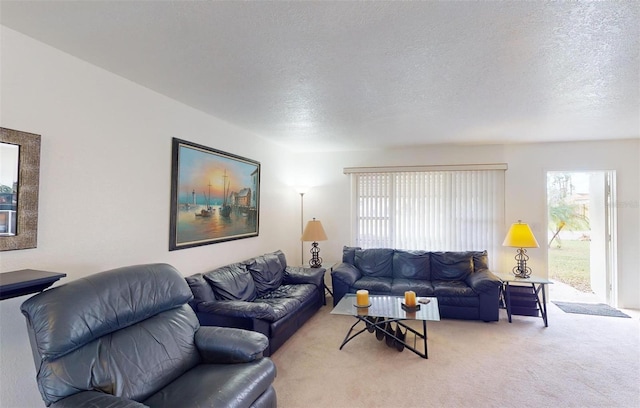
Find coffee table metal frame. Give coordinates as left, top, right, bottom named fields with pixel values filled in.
left=331, top=294, right=440, bottom=359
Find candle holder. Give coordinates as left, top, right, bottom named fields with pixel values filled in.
left=401, top=303, right=421, bottom=312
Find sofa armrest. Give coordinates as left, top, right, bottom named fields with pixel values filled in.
left=197, top=300, right=274, bottom=321
left=195, top=326, right=268, bottom=363
left=466, top=268, right=502, bottom=293
left=51, top=391, right=148, bottom=408
left=283, top=266, right=325, bottom=287
left=331, top=262, right=362, bottom=287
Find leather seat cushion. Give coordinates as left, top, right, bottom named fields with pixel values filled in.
left=143, top=359, right=276, bottom=407
left=390, top=279, right=434, bottom=296
left=352, top=276, right=393, bottom=293
left=253, top=297, right=302, bottom=322
left=433, top=280, right=476, bottom=297
left=260, top=283, right=317, bottom=302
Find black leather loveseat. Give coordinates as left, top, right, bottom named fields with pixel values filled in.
left=21, top=263, right=276, bottom=408
left=186, top=250, right=325, bottom=356
left=331, top=247, right=502, bottom=322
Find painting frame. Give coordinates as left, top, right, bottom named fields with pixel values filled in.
left=0, top=127, right=41, bottom=251
left=169, top=138, right=260, bottom=251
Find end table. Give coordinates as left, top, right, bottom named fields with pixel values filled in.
left=497, top=274, right=553, bottom=327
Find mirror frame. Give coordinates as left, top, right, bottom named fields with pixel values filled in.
left=0, top=127, right=41, bottom=251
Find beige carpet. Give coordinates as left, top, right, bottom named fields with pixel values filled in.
left=271, top=302, right=640, bottom=408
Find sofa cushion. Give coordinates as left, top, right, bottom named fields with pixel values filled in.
left=143, top=359, right=276, bottom=408
left=274, top=249, right=288, bottom=270
left=342, top=246, right=362, bottom=264
left=205, top=264, right=257, bottom=302
left=246, top=252, right=285, bottom=296
left=260, top=284, right=317, bottom=303
left=352, top=276, right=393, bottom=293
left=253, top=297, right=302, bottom=322
left=471, top=250, right=489, bottom=270
left=355, top=248, right=394, bottom=277
left=392, top=250, right=430, bottom=280
left=185, top=273, right=217, bottom=304
left=432, top=280, right=476, bottom=297
left=390, top=279, right=434, bottom=296
left=430, top=252, right=473, bottom=281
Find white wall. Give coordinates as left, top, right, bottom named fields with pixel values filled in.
left=300, top=141, right=640, bottom=309
left=1, top=26, right=639, bottom=408
left=0, top=27, right=300, bottom=408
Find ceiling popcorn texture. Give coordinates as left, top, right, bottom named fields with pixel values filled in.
left=1, top=1, right=638, bottom=152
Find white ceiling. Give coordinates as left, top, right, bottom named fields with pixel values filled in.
left=1, top=1, right=639, bottom=152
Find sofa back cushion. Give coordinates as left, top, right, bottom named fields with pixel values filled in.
left=355, top=248, right=394, bottom=277
left=471, top=250, right=489, bottom=270
left=430, top=252, right=474, bottom=281
left=204, top=263, right=257, bottom=301
left=246, top=252, right=285, bottom=296
left=185, top=273, right=217, bottom=304
left=342, top=246, right=362, bottom=264
left=392, top=250, right=430, bottom=280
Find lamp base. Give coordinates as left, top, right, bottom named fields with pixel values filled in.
left=511, top=248, right=532, bottom=278
left=309, top=241, right=323, bottom=268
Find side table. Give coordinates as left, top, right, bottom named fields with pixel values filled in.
left=0, top=269, right=67, bottom=301
left=299, top=263, right=332, bottom=305
left=497, top=274, right=553, bottom=327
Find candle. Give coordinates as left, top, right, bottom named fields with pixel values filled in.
left=356, top=289, right=369, bottom=306
left=404, top=291, right=416, bottom=307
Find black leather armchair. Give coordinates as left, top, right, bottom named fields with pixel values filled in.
left=21, top=263, right=277, bottom=408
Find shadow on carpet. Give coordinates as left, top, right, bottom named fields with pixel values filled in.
left=553, top=301, right=631, bottom=318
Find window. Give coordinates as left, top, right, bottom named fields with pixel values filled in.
left=346, top=165, right=506, bottom=270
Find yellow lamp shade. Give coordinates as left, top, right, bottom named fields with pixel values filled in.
left=502, top=221, right=539, bottom=248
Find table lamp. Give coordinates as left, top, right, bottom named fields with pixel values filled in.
left=502, top=220, right=539, bottom=278
left=301, top=218, right=328, bottom=268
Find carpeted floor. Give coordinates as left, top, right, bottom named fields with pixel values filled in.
left=553, top=301, right=631, bottom=318
left=270, top=300, right=640, bottom=408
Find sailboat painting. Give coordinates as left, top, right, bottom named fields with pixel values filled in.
left=169, top=138, right=260, bottom=250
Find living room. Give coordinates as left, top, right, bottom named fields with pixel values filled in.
left=1, top=2, right=639, bottom=407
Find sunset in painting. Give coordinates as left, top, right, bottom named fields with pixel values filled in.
left=170, top=139, right=260, bottom=250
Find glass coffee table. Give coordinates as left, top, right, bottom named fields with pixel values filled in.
left=330, top=294, right=440, bottom=359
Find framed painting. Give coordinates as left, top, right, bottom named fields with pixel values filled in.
left=169, top=138, right=260, bottom=250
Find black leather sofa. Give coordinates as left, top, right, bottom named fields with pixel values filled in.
left=331, top=247, right=502, bottom=322
left=186, top=250, right=325, bottom=356
left=21, top=263, right=276, bottom=408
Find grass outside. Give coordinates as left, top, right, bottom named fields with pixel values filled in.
left=548, top=239, right=592, bottom=293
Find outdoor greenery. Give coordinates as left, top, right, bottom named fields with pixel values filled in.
left=547, top=173, right=590, bottom=248
left=548, top=239, right=592, bottom=293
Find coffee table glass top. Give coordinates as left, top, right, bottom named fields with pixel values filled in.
left=331, top=294, right=440, bottom=321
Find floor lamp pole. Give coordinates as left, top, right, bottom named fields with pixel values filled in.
left=300, top=192, right=305, bottom=265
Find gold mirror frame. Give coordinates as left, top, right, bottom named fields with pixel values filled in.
left=0, top=127, right=41, bottom=251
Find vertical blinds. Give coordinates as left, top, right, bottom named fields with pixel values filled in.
left=350, top=168, right=505, bottom=270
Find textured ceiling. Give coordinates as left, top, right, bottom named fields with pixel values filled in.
left=1, top=1, right=639, bottom=152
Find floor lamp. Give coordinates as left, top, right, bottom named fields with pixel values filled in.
left=300, top=191, right=305, bottom=264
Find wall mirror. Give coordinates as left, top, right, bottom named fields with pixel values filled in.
left=0, top=127, right=41, bottom=251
